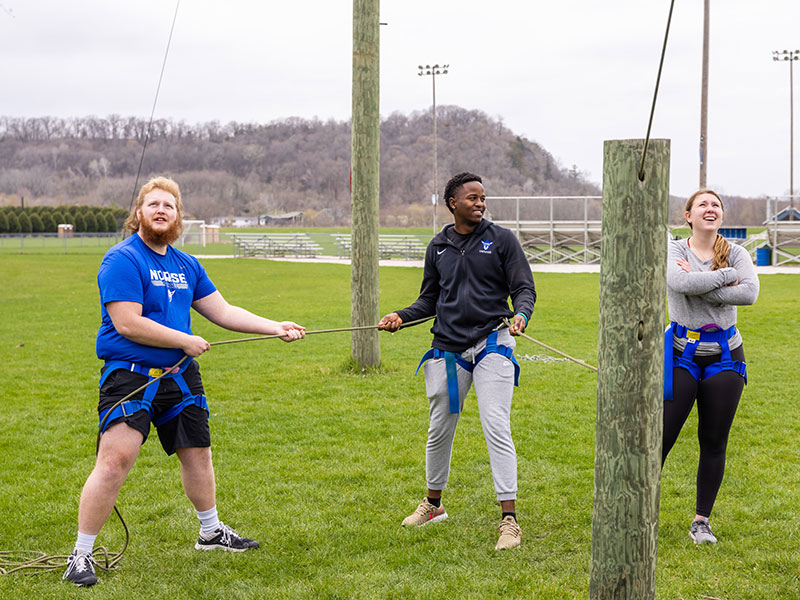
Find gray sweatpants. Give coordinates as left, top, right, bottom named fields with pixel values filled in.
left=423, top=328, right=518, bottom=501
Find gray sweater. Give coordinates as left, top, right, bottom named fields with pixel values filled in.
left=667, top=239, right=760, bottom=355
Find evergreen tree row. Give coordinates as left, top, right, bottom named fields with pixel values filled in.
left=0, top=205, right=127, bottom=234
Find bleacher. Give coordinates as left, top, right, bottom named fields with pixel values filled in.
left=768, top=221, right=800, bottom=266
left=230, top=233, right=322, bottom=258
left=332, top=234, right=427, bottom=260
left=493, top=220, right=602, bottom=264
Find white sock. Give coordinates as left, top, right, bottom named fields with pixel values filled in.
left=74, top=531, right=97, bottom=555
left=196, top=506, right=220, bottom=536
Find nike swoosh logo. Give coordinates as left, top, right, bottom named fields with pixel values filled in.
left=437, top=249, right=446, bottom=255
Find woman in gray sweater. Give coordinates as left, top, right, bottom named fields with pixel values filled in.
left=663, top=189, right=759, bottom=545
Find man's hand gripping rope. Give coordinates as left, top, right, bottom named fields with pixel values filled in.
left=0, top=314, right=436, bottom=577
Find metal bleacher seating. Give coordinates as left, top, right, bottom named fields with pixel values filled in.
left=332, top=234, right=427, bottom=260
left=768, top=221, right=800, bottom=266
left=493, top=219, right=602, bottom=264
left=230, top=233, right=322, bottom=258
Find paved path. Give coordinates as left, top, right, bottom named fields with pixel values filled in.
left=195, top=255, right=799, bottom=274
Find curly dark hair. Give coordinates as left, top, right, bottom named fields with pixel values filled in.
left=443, top=172, right=482, bottom=214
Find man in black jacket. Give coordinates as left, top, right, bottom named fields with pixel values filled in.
left=379, top=172, right=536, bottom=550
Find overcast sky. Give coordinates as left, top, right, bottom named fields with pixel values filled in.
left=2, top=1, right=799, bottom=198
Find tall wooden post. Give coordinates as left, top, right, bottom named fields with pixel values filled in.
left=350, top=0, right=381, bottom=368
left=590, top=139, right=669, bottom=600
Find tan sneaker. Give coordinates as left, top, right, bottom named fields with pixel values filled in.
left=495, top=515, right=521, bottom=550
left=401, top=498, right=448, bottom=527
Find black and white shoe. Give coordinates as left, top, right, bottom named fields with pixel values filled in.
left=62, top=550, right=98, bottom=587
left=689, top=518, right=718, bottom=544
left=194, top=523, right=259, bottom=552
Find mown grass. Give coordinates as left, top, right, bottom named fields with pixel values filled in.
left=0, top=255, right=797, bottom=599
left=0, top=229, right=436, bottom=258
left=2, top=225, right=751, bottom=259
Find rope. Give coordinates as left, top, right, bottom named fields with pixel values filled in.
left=0, top=355, right=190, bottom=576
left=0, top=315, right=433, bottom=577
left=128, top=0, right=181, bottom=211
left=638, top=0, right=675, bottom=182
left=210, top=315, right=435, bottom=346
left=518, top=354, right=568, bottom=364
left=0, top=545, right=125, bottom=577
left=2, top=4, right=185, bottom=576
left=502, top=318, right=597, bottom=372
left=3, top=311, right=595, bottom=576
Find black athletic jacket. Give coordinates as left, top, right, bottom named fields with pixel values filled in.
left=396, top=219, right=536, bottom=352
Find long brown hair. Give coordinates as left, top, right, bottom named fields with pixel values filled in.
left=684, top=189, right=729, bottom=271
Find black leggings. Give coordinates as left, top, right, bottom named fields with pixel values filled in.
left=662, top=345, right=745, bottom=518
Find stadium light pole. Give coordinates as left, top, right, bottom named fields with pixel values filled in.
left=418, top=63, right=448, bottom=234
left=773, top=49, right=799, bottom=220
left=699, top=0, right=709, bottom=188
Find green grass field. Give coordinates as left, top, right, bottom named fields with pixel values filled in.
left=0, top=255, right=798, bottom=599
left=3, top=226, right=768, bottom=260
left=0, top=229, right=436, bottom=259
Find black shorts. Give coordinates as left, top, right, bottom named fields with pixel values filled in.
left=98, top=360, right=211, bottom=455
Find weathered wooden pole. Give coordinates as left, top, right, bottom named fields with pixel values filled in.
left=590, top=138, right=669, bottom=599
left=350, top=0, right=380, bottom=368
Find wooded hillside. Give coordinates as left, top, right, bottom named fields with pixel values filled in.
left=0, top=108, right=599, bottom=226
left=0, top=109, right=769, bottom=225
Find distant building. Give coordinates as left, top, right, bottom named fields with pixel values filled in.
left=230, top=216, right=261, bottom=228
left=763, top=206, right=800, bottom=224
left=210, top=211, right=305, bottom=227
left=260, top=211, right=304, bottom=225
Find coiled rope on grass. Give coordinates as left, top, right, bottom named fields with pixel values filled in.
left=1, top=313, right=595, bottom=576
left=0, top=315, right=434, bottom=576
left=501, top=318, right=597, bottom=372
left=0, top=0, right=609, bottom=579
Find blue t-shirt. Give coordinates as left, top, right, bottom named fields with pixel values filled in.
left=95, top=233, right=217, bottom=367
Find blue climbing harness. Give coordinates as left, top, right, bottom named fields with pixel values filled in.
left=663, top=322, right=747, bottom=402
left=97, top=359, right=208, bottom=432
left=415, top=330, right=520, bottom=414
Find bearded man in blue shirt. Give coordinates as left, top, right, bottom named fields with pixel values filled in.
left=64, top=176, right=305, bottom=586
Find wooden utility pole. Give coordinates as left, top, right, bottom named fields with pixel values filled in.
left=350, top=0, right=381, bottom=368
left=699, top=0, right=710, bottom=187
left=590, top=139, right=669, bottom=600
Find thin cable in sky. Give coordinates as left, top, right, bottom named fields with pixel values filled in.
left=129, top=0, right=181, bottom=211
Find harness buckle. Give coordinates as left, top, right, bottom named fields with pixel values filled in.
left=148, top=367, right=164, bottom=377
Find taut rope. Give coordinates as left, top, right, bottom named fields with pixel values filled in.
left=638, top=0, right=675, bottom=182
left=502, top=318, right=597, bottom=372
left=0, top=315, right=433, bottom=576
